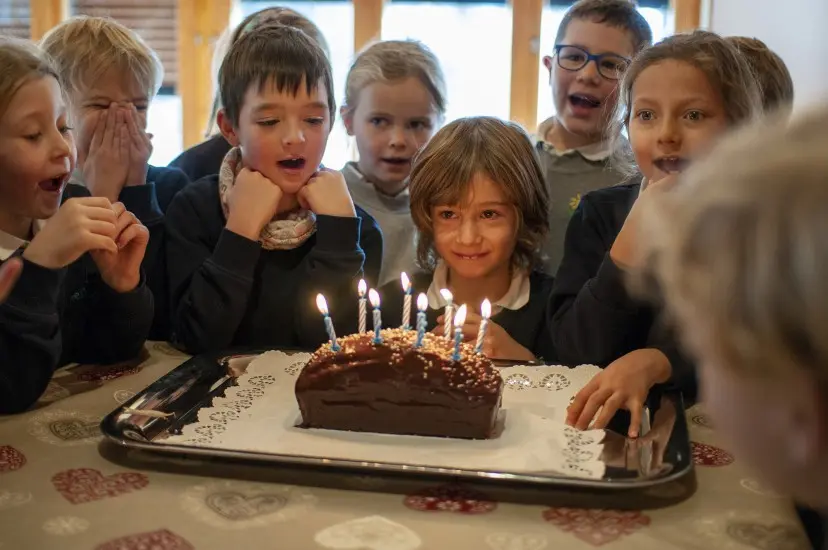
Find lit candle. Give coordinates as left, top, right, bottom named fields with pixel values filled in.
left=452, top=304, right=467, bottom=361
left=474, top=299, right=491, bottom=354
left=357, top=279, right=367, bottom=334
left=401, top=272, right=412, bottom=330
left=440, top=288, right=454, bottom=339
left=315, top=294, right=340, bottom=351
left=368, top=288, right=382, bottom=344
left=414, top=293, right=428, bottom=348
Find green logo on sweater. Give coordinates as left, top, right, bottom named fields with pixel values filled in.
left=569, top=193, right=582, bottom=214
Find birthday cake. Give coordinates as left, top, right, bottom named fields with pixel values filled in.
left=295, top=328, right=504, bottom=439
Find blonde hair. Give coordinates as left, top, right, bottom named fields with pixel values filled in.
left=409, top=117, right=549, bottom=272
left=636, top=104, right=828, bottom=384
left=0, top=37, right=60, bottom=120
left=610, top=30, right=763, bottom=176
left=40, top=16, right=163, bottom=101
left=343, top=40, right=447, bottom=118
left=726, top=36, right=794, bottom=113
left=206, top=7, right=330, bottom=137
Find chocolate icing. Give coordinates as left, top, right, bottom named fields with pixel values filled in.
left=295, top=328, right=503, bottom=439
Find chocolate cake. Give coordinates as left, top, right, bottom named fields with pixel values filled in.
left=295, top=328, right=503, bottom=439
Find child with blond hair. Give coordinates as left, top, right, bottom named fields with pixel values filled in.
left=0, top=38, right=152, bottom=413
left=551, top=31, right=762, bottom=435
left=726, top=36, right=794, bottom=113
left=41, top=16, right=190, bottom=340
left=340, top=39, right=446, bottom=286
left=637, top=104, right=828, bottom=550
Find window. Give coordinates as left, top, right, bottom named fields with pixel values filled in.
left=69, top=0, right=182, bottom=166
left=381, top=1, right=513, bottom=126
left=0, top=0, right=28, bottom=39
left=535, top=3, right=674, bottom=129
left=233, top=1, right=355, bottom=170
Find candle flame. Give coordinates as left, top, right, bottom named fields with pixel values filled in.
left=315, top=293, right=329, bottom=315
left=368, top=288, right=381, bottom=308
left=417, top=293, right=428, bottom=311
left=454, top=304, right=467, bottom=327
left=400, top=272, right=410, bottom=291
left=358, top=279, right=367, bottom=297
left=481, top=298, right=491, bottom=319
left=439, top=288, right=453, bottom=302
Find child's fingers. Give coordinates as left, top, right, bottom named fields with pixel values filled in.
left=90, top=111, right=106, bottom=151
left=80, top=204, right=118, bottom=224
left=85, top=219, right=119, bottom=239
left=566, top=379, right=598, bottom=425
left=116, top=222, right=149, bottom=250
left=573, top=387, right=612, bottom=430
left=88, top=233, right=119, bottom=254
left=102, top=106, right=116, bottom=147
left=627, top=401, right=644, bottom=439
left=111, top=202, right=127, bottom=218
left=592, top=393, right=625, bottom=431
left=117, top=111, right=128, bottom=158
left=0, top=258, right=23, bottom=302
left=113, top=209, right=137, bottom=236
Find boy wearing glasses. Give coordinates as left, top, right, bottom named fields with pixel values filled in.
left=538, top=0, right=652, bottom=274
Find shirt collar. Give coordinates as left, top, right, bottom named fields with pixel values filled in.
left=343, top=162, right=411, bottom=200
left=426, top=261, right=531, bottom=313
left=536, top=117, right=615, bottom=161
left=0, top=219, right=46, bottom=261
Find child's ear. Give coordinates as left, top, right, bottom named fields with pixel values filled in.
left=340, top=106, right=355, bottom=136
left=543, top=55, right=554, bottom=79
left=217, top=109, right=240, bottom=147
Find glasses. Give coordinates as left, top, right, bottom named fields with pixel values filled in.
left=553, top=45, right=631, bottom=81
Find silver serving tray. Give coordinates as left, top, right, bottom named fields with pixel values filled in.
left=100, top=348, right=694, bottom=491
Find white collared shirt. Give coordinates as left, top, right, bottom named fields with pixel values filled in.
left=536, top=117, right=614, bottom=161
left=425, top=261, right=531, bottom=314
left=0, top=220, right=46, bottom=261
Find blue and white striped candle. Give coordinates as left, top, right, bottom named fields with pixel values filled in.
left=315, top=294, right=340, bottom=351
left=414, top=293, right=428, bottom=348
left=368, top=288, right=383, bottom=344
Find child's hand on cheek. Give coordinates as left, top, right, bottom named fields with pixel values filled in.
left=23, top=197, right=119, bottom=269
left=566, top=348, right=672, bottom=437
left=82, top=106, right=129, bottom=203
left=297, top=169, right=356, bottom=218
left=611, top=174, right=680, bottom=269
left=225, top=168, right=283, bottom=241
left=90, top=202, right=149, bottom=293
left=124, top=105, right=152, bottom=187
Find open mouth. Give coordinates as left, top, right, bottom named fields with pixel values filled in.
left=653, top=157, right=689, bottom=174
left=278, top=157, right=306, bottom=170
left=381, top=157, right=410, bottom=166
left=569, top=93, right=602, bottom=109
left=38, top=173, right=68, bottom=192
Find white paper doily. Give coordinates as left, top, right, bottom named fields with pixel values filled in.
left=164, top=352, right=606, bottom=479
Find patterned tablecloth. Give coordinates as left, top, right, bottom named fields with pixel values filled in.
left=0, top=342, right=811, bottom=550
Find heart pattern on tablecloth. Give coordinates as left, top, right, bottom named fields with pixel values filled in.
left=42, top=516, right=90, bottom=536
left=52, top=468, right=149, bottom=504
left=542, top=508, right=651, bottom=546
left=726, top=521, right=808, bottom=550
left=691, top=442, right=735, bottom=467
left=113, top=390, right=136, bottom=405
left=0, top=490, right=32, bottom=510
left=315, top=515, right=422, bottom=550
left=0, top=446, right=26, bottom=473
left=485, top=532, right=548, bottom=550
left=404, top=484, right=497, bottom=514
left=49, top=420, right=99, bottom=441
left=205, top=492, right=287, bottom=520
left=94, top=529, right=193, bottom=550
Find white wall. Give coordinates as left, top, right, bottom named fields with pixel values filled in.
left=707, top=0, right=828, bottom=109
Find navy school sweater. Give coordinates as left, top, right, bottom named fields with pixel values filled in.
left=165, top=175, right=383, bottom=354
left=548, top=182, right=697, bottom=401
left=377, top=271, right=557, bottom=363
left=70, top=164, right=190, bottom=341
left=168, top=135, right=231, bottom=183
left=0, top=184, right=154, bottom=414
